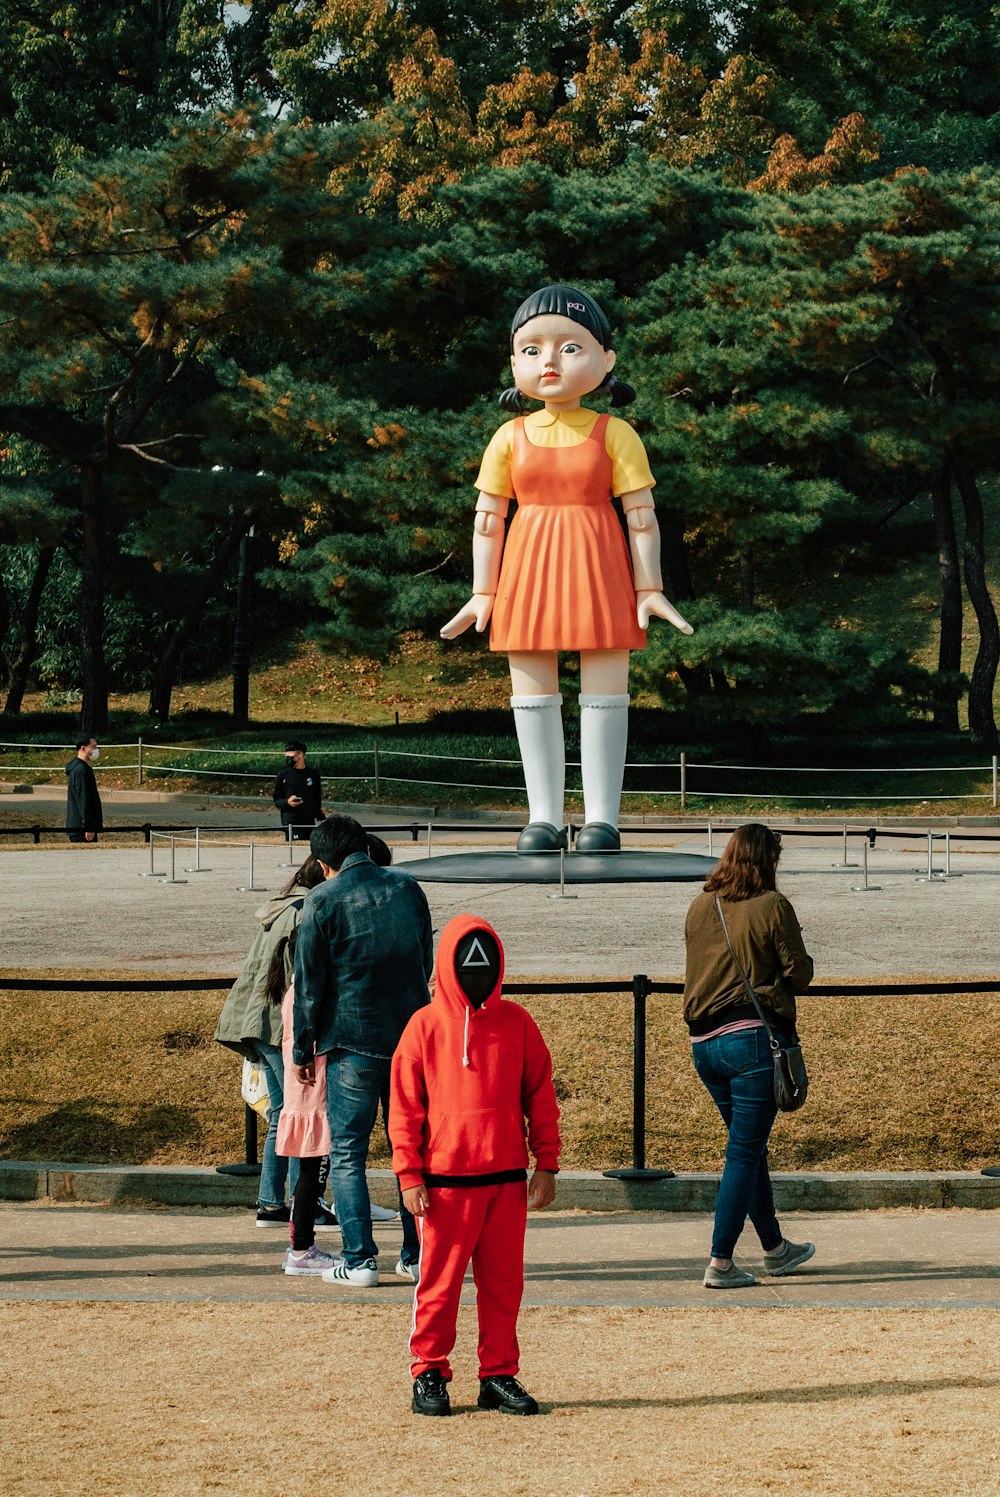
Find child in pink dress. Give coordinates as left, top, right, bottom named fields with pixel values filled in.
left=275, top=976, right=337, bottom=1276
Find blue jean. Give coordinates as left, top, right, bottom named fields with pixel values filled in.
left=692, top=1026, right=784, bottom=1260
left=251, top=1040, right=300, bottom=1210
left=327, top=1050, right=419, bottom=1269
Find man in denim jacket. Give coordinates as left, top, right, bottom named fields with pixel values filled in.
left=293, top=815, right=433, bottom=1287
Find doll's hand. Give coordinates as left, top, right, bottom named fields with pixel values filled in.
left=440, top=594, right=494, bottom=639
left=637, top=590, right=694, bottom=634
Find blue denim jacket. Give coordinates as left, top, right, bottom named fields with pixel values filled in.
left=292, top=852, right=432, bottom=1064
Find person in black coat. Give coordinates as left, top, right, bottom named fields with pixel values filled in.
left=65, top=735, right=103, bottom=843
left=273, top=740, right=324, bottom=840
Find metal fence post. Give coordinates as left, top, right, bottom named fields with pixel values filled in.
left=184, top=826, right=211, bottom=874
left=138, top=736, right=143, bottom=787
left=604, top=975, right=675, bottom=1181
left=679, top=752, right=686, bottom=811
left=237, top=840, right=266, bottom=892
left=374, top=740, right=380, bottom=800
left=216, top=1105, right=262, bottom=1177
left=916, top=830, right=945, bottom=883
left=548, top=845, right=578, bottom=900
left=993, top=755, right=997, bottom=809
left=161, top=836, right=188, bottom=885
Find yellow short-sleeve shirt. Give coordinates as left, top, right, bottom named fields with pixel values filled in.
left=474, top=408, right=656, bottom=500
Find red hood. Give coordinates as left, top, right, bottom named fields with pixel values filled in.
left=433, top=913, right=505, bottom=1013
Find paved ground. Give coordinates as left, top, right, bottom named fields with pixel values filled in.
left=1, top=790, right=999, bottom=976
left=3, top=1202, right=999, bottom=1309
left=1, top=792, right=997, bottom=975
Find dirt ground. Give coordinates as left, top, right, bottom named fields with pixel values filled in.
left=1, top=1302, right=997, bottom=1496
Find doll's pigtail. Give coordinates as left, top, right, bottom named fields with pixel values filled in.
left=603, top=373, right=636, bottom=407
left=499, top=385, right=532, bottom=414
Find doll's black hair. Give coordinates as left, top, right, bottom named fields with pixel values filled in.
left=500, top=284, right=637, bottom=412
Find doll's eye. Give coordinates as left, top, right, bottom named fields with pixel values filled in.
left=562, top=342, right=582, bottom=354
left=520, top=344, right=540, bottom=356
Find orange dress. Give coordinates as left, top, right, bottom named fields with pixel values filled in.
left=488, top=414, right=646, bottom=653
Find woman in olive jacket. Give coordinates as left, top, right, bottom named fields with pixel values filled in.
left=215, top=857, right=326, bottom=1222
left=683, top=823, right=815, bottom=1289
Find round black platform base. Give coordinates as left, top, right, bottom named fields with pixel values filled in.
left=402, top=850, right=716, bottom=884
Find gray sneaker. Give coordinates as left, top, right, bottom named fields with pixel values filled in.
left=370, top=1202, right=399, bottom=1222
left=703, top=1261, right=757, bottom=1288
left=765, top=1240, right=816, bottom=1277
left=282, top=1245, right=338, bottom=1276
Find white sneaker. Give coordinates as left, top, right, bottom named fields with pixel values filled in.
left=322, top=1256, right=379, bottom=1287
left=370, top=1202, right=399, bottom=1222
left=395, top=1258, right=420, bottom=1284
left=283, top=1245, right=339, bottom=1276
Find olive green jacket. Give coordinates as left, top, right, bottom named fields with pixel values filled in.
left=682, top=889, right=813, bottom=1034
left=213, top=894, right=306, bottom=1059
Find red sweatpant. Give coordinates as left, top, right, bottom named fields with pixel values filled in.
left=409, top=1181, right=527, bottom=1381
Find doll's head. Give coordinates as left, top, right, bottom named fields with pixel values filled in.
left=500, top=284, right=636, bottom=414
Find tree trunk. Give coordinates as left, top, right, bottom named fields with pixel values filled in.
left=930, top=464, right=962, bottom=734
left=0, top=566, right=10, bottom=685
left=949, top=444, right=999, bottom=751
left=3, top=545, right=55, bottom=715
left=148, top=511, right=254, bottom=721
left=78, top=465, right=109, bottom=733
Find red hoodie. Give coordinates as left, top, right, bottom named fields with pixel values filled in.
left=390, top=914, right=561, bottom=1191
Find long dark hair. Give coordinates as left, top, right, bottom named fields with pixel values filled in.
left=277, top=854, right=326, bottom=900
left=500, top=283, right=637, bottom=413
left=265, top=927, right=297, bottom=1006
left=703, top=823, right=781, bottom=901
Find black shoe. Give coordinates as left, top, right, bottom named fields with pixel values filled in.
left=477, top=1375, right=539, bottom=1416
left=516, top=822, right=566, bottom=854
left=255, top=1204, right=291, bottom=1228
left=313, top=1200, right=338, bottom=1232
left=574, top=821, right=621, bottom=853
left=412, top=1369, right=451, bottom=1417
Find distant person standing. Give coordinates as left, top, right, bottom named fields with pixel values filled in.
left=273, top=741, right=324, bottom=840
left=65, top=735, right=103, bottom=844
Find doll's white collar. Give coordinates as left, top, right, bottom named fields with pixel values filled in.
left=527, top=407, right=599, bottom=429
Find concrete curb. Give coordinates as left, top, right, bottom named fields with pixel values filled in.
left=3, top=1162, right=999, bottom=1212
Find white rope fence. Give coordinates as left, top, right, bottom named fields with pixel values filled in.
left=1, top=738, right=997, bottom=806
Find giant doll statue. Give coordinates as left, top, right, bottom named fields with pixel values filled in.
left=442, top=285, right=693, bottom=853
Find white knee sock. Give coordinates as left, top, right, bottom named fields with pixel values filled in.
left=510, top=694, right=565, bottom=828
left=579, top=694, right=630, bottom=829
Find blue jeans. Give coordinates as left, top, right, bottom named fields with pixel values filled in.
left=692, top=1026, right=784, bottom=1260
left=327, top=1051, right=419, bottom=1268
left=251, top=1041, right=300, bottom=1210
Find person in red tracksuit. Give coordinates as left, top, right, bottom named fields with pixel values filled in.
left=389, top=912, right=561, bottom=1417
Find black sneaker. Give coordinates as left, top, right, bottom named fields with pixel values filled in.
left=412, top=1369, right=451, bottom=1417
left=255, top=1205, right=291, bottom=1228
left=313, top=1200, right=338, bottom=1232
left=477, top=1375, right=539, bottom=1416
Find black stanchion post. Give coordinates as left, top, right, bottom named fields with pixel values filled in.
left=216, top=1104, right=262, bottom=1177
left=603, top=974, right=675, bottom=1181
left=32, top=824, right=41, bottom=845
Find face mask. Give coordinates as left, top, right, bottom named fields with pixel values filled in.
left=89, top=747, right=100, bottom=761
left=285, top=755, right=296, bottom=765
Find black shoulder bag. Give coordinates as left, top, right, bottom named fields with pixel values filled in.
left=714, top=895, right=808, bottom=1112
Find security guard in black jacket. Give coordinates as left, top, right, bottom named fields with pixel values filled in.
left=273, top=740, right=324, bottom=839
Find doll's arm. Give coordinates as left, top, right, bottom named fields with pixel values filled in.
left=440, top=492, right=510, bottom=639
left=621, top=488, right=694, bottom=635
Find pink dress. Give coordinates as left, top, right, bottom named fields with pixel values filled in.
left=275, top=985, right=331, bottom=1159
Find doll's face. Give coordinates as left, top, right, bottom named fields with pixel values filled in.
left=510, top=314, right=616, bottom=409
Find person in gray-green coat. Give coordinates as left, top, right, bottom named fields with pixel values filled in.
left=215, top=856, right=328, bottom=1226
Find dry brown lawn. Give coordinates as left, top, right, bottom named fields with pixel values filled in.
left=2, top=972, right=999, bottom=1172
left=0, top=1302, right=998, bottom=1496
